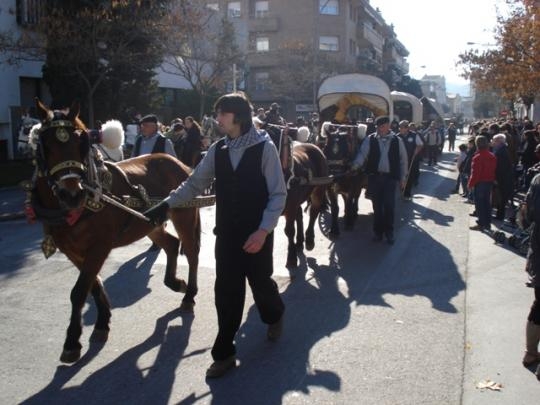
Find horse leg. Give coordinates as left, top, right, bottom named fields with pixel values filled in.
left=61, top=251, right=109, bottom=363
left=89, top=275, right=111, bottom=343
left=306, top=187, right=325, bottom=250
left=284, top=212, right=298, bottom=268
left=295, top=205, right=305, bottom=249
left=148, top=227, right=186, bottom=293
left=171, top=209, right=200, bottom=313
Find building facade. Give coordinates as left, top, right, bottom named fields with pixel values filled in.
left=202, top=0, right=409, bottom=119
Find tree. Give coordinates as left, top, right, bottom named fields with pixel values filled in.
left=161, top=3, right=243, bottom=119
left=269, top=40, right=354, bottom=107
left=457, top=0, right=540, bottom=107
left=393, top=75, right=423, bottom=99
left=1, top=1, right=174, bottom=125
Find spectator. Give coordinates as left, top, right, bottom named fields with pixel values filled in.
left=521, top=173, right=540, bottom=379
left=492, top=133, right=513, bottom=221
left=468, top=135, right=497, bottom=231
left=452, top=143, right=468, bottom=195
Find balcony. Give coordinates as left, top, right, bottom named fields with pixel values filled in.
left=357, top=22, right=384, bottom=51
left=247, top=51, right=279, bottom=68
left=247, top=12, right=280, bottom=32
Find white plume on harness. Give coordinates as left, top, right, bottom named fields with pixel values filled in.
left=100, top=119, right=125, bottom=149
left=296, top=126, right=310, bottom=143
left=321, top=121, right=367, bottom=141
left=28, top=123, right=42, bottom=151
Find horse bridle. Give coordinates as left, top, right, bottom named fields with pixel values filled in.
left=37, top=119, right=86, bottom=182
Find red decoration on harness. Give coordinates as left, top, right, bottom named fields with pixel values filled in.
left=24, top=204, right=36, bottom=224
left=66, top=208, right=84, bottom=226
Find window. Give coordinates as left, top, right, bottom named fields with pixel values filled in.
left=255, top=72, right=270, bottom=91
left=256, top=37, right=269, bottom=52
left=16, top=0, right=44, bottom=26
left=255, top=1, right=269, bottom=18
left=206, top=3, right=219, bottom=11
left=319, top=0, right=339, bottom=15
left=228, top=1, right=241, bottom=18
left=319, top=36, right=339, bottom=51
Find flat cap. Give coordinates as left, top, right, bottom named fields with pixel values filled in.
left=139, top=114, right=158, bottom=125
left=375, top=116, right=390, bottom=126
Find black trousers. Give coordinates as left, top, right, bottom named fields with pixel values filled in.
left=212, top=232, right=284, bottom=361
left=404, top=156, right=420, bottom=197
left=368, top=174, right=398, bottom=236
left=527, top=286, right=540, bottom=325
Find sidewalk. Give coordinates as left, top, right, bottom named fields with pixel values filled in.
left=463, top=204, right=540, bottom=403
left=0, top=186, right=26, bottom=221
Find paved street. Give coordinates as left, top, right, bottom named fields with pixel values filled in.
left=0, top=144, right=539, bottom=404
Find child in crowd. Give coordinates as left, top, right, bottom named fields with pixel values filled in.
left=452, top=143, right=468, bottom=195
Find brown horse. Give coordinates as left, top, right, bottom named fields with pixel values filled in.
left=268, top=125, right=329, bottom=268
left=30, top=99, right=201, bottom=363
left=320, top=122, right=367, bottom=237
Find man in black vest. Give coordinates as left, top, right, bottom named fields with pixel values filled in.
left=143, top=92, right=287, bottom=378
left=351, top=116, right=408, bottom=244
left=132, top=114, right=177, bottom=251
left=131, top=114, right=177, bottom=158
left=397, top=120, right=423, bottom=200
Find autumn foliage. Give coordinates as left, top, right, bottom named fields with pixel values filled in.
left=457, top=0, right=540, bottom=103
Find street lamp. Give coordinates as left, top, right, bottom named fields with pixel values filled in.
left=466, top=41, right=496, bottom=47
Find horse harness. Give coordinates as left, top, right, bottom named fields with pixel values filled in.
left=25, top=119, right=214, bottom=258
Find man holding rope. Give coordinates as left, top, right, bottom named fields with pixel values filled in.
left=350, top=116, right=408, bottom=245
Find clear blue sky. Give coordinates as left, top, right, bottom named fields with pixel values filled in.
left=370, top=0, right=508, bottom=95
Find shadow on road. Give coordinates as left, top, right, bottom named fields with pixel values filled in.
left=22, top=309, right=202, bottom=405
left=202, top=258, right=345, bottom=405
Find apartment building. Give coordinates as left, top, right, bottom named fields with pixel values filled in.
left=0, top=0, right=50, bottom=161
left=203, top=0, right=409, bottom=119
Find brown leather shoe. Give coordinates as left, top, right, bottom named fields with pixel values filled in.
left=205, top=356, right=236, bottom=378
left=267, top=316, right=283, bottom=342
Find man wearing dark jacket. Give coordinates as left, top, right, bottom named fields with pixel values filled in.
left=492, top=133, right=514, bottom=220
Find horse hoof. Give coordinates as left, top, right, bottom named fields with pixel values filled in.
left=90, top=329, right=109, bottom=343
left=165, top=278, right=187, bottom=293
left=60, top=349, right=81, bottom=363
left=179, top=301, right=195, bottom=313
left=305, top=241, right=314, bottom=251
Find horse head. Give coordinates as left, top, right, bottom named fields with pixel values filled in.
left=34, top=98, right=89, bottom=210
left=320, top=122, right=355, bottom=175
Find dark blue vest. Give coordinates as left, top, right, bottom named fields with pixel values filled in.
left=365, top=134, right=401, bottom=180
left=214, top=139, right=268, bottom=240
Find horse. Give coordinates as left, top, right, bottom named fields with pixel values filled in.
left=28, top=99, right=201, bottom=363
left=267, top=125, right=329, bottom=268
left=319, top=122, right=367, bottom=237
